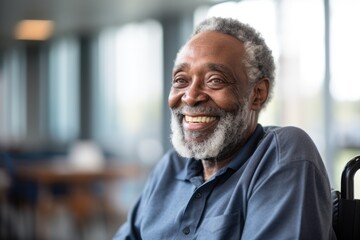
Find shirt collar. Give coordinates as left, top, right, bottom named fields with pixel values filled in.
left=226, top=124, right=265, bottom=171
left=176, top=124, right=265, bottom=181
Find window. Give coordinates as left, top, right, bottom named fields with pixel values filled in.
left=92, top=20, right=163, bottom=164
left=0, top=48, right=26, bottom=146
left=330, top=0, right=360, bottom=194
left=48, top=37, right=80, bottom=144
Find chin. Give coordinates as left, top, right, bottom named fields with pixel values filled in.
left=170, top=101, right=250, bottom=160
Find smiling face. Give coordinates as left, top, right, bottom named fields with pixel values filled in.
left=168, top=31, right=263, bottom=161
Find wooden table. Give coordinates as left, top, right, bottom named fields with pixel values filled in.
left=16, top=161, right=145, bottom=184
left=14, top=160, right=148, bottom=239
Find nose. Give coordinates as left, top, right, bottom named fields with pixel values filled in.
left=181, top=81, right=208, bottom=106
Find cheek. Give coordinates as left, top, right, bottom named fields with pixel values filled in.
left=211, top=90, right=242, bottom=112
left=168, top=89, right=183, bottom=108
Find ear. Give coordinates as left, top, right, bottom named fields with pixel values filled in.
left=250, top=78, right=269, bottom=111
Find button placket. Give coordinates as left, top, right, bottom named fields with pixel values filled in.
left=182, top=226, right=190, bottom=235
left=178, top=175, right=217, bottom=238
left=195, top=191, right=202, bottom=199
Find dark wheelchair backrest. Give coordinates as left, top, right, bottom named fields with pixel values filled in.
left=332, top=155, right=360, bottom=240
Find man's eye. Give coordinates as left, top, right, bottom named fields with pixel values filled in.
left=210, top=78, right=224, bottom=83
left=172, top=78, right=188, bottom=87
left=207, top=78, right=227, bottom=89
left=174, top=78, right=186, bottom=83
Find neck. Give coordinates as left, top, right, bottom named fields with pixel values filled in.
left=201, top=140, right=243, bottom=181
left=201, top=158, right=231, bottom=181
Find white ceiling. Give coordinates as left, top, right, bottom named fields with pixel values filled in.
left=0, top=0, right=221, bottom=49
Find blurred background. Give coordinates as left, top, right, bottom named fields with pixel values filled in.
left=0, top=0, right=359, bottom=239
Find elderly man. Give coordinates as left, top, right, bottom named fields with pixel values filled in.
left=113, top=17, right=335, bottom=240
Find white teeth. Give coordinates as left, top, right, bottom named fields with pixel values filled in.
left=185, top=116, right=216, bottom=123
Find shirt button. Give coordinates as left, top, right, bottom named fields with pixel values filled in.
left=182, top=226, right=190, bottom=235
left=195, top=192, right=202, bottom=199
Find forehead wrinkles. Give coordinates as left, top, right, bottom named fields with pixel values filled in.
left=174, top=33, right=246, bottom=75
left=175, top=32, right=235, bottom=64
left=174, top=44, right=209, bottom=68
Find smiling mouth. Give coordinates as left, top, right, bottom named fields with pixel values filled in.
left=184, top=115, right=217, bottom=123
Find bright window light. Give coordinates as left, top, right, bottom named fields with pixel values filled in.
left=330, top=0, right=360, bottom=101
left=93, top=20, right=163, bottom=163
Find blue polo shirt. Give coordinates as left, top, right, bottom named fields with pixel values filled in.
left=113, top=125, right=336, bottom=240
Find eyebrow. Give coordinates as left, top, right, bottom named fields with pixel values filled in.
left=173, top=63, right=231, bottom=74
left=172, top=63, right=189, bottom=75
left=207, top=63, right=232, bottom=75
left=172, top=62, right=237, bottom=83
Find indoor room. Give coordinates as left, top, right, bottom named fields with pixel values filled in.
left=0, top=0, right=359, bottom=239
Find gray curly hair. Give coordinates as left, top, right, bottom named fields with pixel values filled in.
left=193, top=17, right=275, bottom=108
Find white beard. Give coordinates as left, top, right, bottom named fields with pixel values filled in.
left=170, top=101, right=250, bottom=160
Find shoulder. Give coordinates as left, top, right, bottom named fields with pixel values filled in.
left=261, top=126, right=322, bottom=165
left=253, top=126, right=330, bottom=188
left=263, top=125, right=311, bottom=141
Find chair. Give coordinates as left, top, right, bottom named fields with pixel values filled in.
left=332, top=155, right=360, bottom=240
